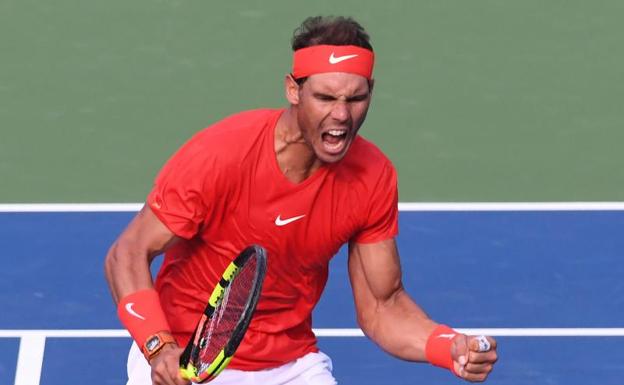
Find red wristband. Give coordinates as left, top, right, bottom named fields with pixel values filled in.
left=425, top=324, right=461, bottom=375
left=117, top=289, right=171, bottom=352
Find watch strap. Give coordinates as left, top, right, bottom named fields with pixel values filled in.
left=142, top=331, right=176, bottom=361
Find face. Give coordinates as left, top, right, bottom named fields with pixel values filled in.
left=287, top=72, right=373, bottom=164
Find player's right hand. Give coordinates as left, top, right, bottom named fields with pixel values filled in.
left=149, top=344, right=190, bottom=385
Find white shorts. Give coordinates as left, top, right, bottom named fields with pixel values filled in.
left=126, top=342, right=337, bottom=385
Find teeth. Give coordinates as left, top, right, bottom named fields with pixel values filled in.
left=327, top=129, right=346, bottom=136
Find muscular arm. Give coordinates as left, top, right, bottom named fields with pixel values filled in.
left=348, top=238, right=436, bottom=361
left=104, top=204, right=179, bottom=303
left=104, top=204, right=190, bottom=385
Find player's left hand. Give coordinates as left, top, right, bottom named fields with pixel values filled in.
left=451, top=335, right=498, bottom=382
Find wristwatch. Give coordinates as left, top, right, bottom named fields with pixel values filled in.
left=142, top=331, right=176, bottom=361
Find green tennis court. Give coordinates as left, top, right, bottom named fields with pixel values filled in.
left=1, top=0, right=623, bottom=202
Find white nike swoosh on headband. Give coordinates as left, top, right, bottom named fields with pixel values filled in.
left=329, top=53, right=358, bottom=64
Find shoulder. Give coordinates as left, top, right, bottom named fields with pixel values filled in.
left=348, top=136, right=393, bottom=164
left=191, top=108, right=282, bottom=145
left=209, top=108, right=283, bottom=132
left=175, top=108, right=281, bottom=159
left=157, top=109, right=281, bottom=178
left=340, top=137, right=399, bottom=244
left=337, top=135, right=396, bottom=182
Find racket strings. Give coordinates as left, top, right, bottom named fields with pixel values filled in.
left=197, top=257, right=258, bottom=373
left=199, top=281, right=233, bottom=353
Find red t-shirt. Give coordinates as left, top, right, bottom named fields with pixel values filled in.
left=147, top=108, right=398, bottom=370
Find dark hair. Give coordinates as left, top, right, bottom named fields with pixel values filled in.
left=291, top=16, right=373, bottom=52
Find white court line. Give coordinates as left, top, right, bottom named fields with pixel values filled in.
left=2, top=328, right=624, bottom=338
left=1, top=202, right=624, bottom=212
left=0, top=329, right=130, bottom=338
left=0, top=203, right=143, bottom=212
left=399, top=202, right=624, bottom=211
left=14, top=333, right=45, bottom=385
left=454, top=328, right=624, bottom=337
left=5, top=328, right=623, bottom=385
left=316, top=328, right=624, bottom=337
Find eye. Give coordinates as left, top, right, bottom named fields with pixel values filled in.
left=347, top=94, right=369, bottom=103
left=315, top=94, right=336, bottom=102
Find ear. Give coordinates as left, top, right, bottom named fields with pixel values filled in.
left=285, top=74, right=300, bottom=105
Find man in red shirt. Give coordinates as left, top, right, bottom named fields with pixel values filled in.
left=105, top=16, right=498, bottom=385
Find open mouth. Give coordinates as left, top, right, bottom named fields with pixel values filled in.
left=321, top=129, right=348, bottom=154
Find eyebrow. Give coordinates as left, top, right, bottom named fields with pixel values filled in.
left=312, top=92, right=370, bottom=102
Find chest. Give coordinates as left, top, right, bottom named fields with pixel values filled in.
left=203, top=164, right=366, bottom=270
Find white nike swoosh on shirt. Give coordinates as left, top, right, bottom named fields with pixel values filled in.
left=437, top=333, right=457, bottom=339
left=125, top=303, right=146, bottom=320
left=275, top=214, right=306, bottom=226
left=329, top=53, right=359, bottom=64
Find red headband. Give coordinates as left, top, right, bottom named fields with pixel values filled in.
left=292, top=45, right=375, bottom=80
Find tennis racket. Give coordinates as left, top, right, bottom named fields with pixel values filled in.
left=179, top=245, right=267, bottom=383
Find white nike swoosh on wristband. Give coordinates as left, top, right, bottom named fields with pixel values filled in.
left=125, top=302, right=146, bottom=320
left=329, top=53, right=358, bottom=64
left=437, top=333, right=457, bottom=339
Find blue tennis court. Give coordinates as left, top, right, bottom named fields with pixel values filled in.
left=1, top=205, right=623, bottom=384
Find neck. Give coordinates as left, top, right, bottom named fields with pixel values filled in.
left=274, top=108, right=322, bottom=184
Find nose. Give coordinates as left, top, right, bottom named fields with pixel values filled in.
left=330, top=101, right=350, bottom=123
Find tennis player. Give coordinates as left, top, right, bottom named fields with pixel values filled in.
left=105, top=16, right=498, bottom=385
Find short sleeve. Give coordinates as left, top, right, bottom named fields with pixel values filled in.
left=352, top=162, right=399, bottom=244
left=147, top=138, right=213, bottom=240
